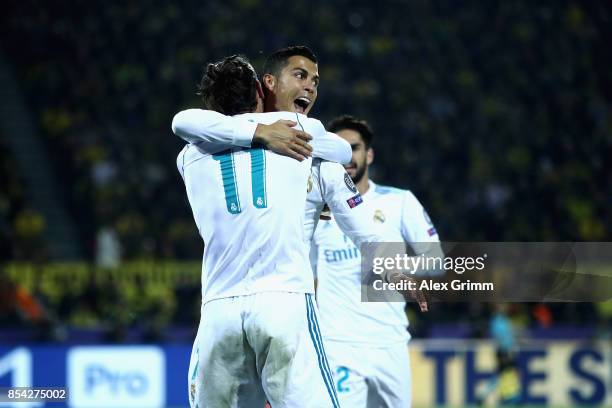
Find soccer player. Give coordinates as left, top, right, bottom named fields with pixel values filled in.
left=178, top=55, right=348, bottom=408
left=311, top=115, right=443, bottom=407
left=174, top=48, right=435, bottom=406
left=173, top=46, right=437, bottom=290
left=173, top=46, right=326, bottom=162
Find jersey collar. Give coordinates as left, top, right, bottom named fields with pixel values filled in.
left=362, top=179, right=376, bottom=199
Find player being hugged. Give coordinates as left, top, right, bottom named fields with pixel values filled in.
left=177, top=55, right=347, bottom=408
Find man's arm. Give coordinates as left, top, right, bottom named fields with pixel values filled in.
left=312, top=132, right=352, bottom=166
left=172, top=109, right=256, bottom=146
left=317, top=161, right=442, bottom=274
left=292, top=115, right=351, bottom=165
left=315, top=160, right=429, bottom=310
left=171, top=109, right=312, bottom=160
left=400, top=191, right=445, bottom=277
left=315, top=160, right=382, bottom=247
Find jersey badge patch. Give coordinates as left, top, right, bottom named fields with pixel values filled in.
left=373, top=209, right=386, bottom=223
left=190, top=382, right=196, bottom=404
left=307, top=175, right=313, bottom=193
left=347, top=194, right=363, bottom=208
left=344, top=173, right=357, bottom=193
left=427, top=227, right=437, bottom=236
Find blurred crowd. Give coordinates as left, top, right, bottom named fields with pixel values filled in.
left=0, top=138, right=49, bottom=261
left=0, top=1, right=610, bottom=339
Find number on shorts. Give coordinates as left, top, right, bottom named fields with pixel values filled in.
left=336, top=366, right=350, bottom=392
left=213, top=148, right=267, bottom=214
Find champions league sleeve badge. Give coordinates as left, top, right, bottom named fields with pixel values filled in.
left=423, top=209, right=437, bottom=235
left=346, top=194, right=363, bottom=208
left=344, top=173, right=357, bottom=193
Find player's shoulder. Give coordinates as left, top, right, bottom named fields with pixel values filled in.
left=236, top=111, right=312, bottom=122
left=318, top=158, right=346, bottom=172
left=234, top=111, right=293, bottom=124
left=317, top=159, right=351, bottom=187
left=176, top=144, right=191, bottom=177
left=372, top=182, right=425, bottom=210
left=237, top=112, right=324, bottom=131
left=293, top=113, right=324, bottom=132
left=372, top=182, right=406, bottom=197
left=177, top=143, right=222, bottom=168
left=176, top=144, right=189, bottom=165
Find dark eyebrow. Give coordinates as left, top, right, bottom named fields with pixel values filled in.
left=293, top=67, right=319, bottom=80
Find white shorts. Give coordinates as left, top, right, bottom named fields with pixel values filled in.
left=325, top=341, right=411, bottom=408
left=188, top=292, right=340, bottom=408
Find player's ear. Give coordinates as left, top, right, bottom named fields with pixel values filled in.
left=366, top=147, right=374, bottom=165
left=262, top=73, right=275, bottom=93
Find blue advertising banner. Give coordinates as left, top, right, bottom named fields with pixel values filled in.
left=0, top=345, right=190, bottom=408
left=1, top=341, right=610, bottom=407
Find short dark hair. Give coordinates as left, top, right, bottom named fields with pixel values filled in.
left=196, top=55, right=258, bottom=116
left=327, top=115, right=374, bottom=148
left=262, top=46, right=318, bottom=77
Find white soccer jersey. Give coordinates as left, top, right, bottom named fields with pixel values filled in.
left=312, top=180, right=440, bottom=346
left=177, top=112, right=340, bottom=304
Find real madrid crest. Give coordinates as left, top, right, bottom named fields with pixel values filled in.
left=190, top=382, right=196, bottom=402
left=307, top=175, right=313, bottom=193
left=373, top=209, right=386, bottom=223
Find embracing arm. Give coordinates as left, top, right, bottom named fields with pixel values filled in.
left=171, top=109, right=313, bottom=160
left=308, top=128, right=351, bottom=165
left=172, top=109, right=256, bottom=146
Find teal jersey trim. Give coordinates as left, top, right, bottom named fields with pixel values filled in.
left=250, top=147, right=267, bottom=208
left=213, top=148, right=269, bottom=214
left=213, top=151, right=242, bottom=214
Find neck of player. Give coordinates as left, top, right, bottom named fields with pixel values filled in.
left=356, top=169, right=370, bottom=195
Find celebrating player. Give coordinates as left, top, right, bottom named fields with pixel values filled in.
left=174, top=48, right=438, bottom=407
left=177, top=55, right=347, bottom=407
left=312, top=115, right=443, bottom=407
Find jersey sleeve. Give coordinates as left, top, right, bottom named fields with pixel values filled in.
left=317, top=160, right=385, bottom=247
left=296, top=116, right=351, bottom=165
left=400, top=191, right=440, bottom=244
left=176, top=146, right=188, bottom=181
left=400, top=191, right=445, bottom=276
left=313, top=131, right=352, bottom=165
left=171, top=109, right=256, bottom=147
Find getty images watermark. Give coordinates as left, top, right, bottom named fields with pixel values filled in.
left=371, top=252, right=494, bottom=292
left=360, top=242, right=612, bottom=302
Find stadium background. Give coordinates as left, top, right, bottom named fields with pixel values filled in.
left=0, top=1, right=610, bottom=407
